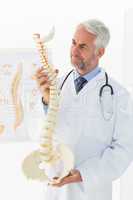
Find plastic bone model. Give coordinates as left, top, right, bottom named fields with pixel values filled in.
left=22, top=28, right=74, bottom=182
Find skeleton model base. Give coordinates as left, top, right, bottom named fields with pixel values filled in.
left=22, top=143, right=74, bottom=182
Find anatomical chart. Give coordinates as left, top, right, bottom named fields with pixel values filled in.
left=0, top=49, right=45, bottom=142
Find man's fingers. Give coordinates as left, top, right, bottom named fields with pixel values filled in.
left=36, top=73, right=49, bottom=79
left=36, top=67, right=44, bottom=74
left=36, top=72, right=48, bottom=79
left=51, top=179, right=70, bottom=187
left=53, top=177, right=59, bottom=180
left=50, top=170, right=82, bottom=187
left=37, top=80, right=48, bottom=88
left=40, top=86, right=50, bottom=94
left=50, top=174, right=74, bottom=187
left=36, top=68, right=59, bottom=81
left=36, top=67, right=59, bottom=75
left=35, top=67, right=59, bottom=97
left=38, top=77, right=50, bottom=85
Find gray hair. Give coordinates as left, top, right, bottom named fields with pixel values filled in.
left=80, top=19, right=110, bottom=49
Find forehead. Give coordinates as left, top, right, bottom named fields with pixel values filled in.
left=73, top=25, right=96, bottom=44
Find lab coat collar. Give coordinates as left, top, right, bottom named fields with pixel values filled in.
left=71, top=68, right=106, bottom=95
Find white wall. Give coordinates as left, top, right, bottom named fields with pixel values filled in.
left=0, top=0, right=133, bottom=199
left=120, top=8, right=133, bottom=200
left=0, top=0, right=132, bottom=79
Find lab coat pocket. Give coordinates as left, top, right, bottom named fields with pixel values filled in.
left=84, top=110, right=113, bottom=144
left=85, top=94, right=102, bottom=119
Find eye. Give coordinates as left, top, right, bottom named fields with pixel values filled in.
left=79, top=45, right=85, bottom=49
left=72, top=39, right=76, bottom=45
left=79, top=44, right=86, bottom=49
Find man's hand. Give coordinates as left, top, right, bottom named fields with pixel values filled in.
left=35, top=67, right=59, bottom=105
left=48, top=169, right=82, bottom=187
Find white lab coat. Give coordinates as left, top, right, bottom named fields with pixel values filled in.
left=43, top=68, right=133, bottom=200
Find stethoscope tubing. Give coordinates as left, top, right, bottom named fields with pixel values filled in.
left=60, top=69, right=114, bottom=121
left=60, top=70, right=114, bottom=97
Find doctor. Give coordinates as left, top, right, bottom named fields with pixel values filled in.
left=36, top=19, right=133, bottom=200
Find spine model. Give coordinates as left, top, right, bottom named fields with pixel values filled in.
left=11, top=63, right=24, bottom=130
left=22, top=29, right=74, bottom=182
left=33, top=33, right=60, bottom=165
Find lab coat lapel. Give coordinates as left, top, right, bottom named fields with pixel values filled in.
left=71, top=68, right=106, bottom=96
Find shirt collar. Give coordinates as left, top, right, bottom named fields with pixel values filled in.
left=73, top=66, right=101, bottom=82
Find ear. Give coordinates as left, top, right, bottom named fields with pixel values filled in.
left=96, top=48, right=105, bottom=58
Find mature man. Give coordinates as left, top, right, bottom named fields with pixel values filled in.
left=36, top=19, right=133, bottom=200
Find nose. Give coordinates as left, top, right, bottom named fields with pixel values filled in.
left=71, top=45, right=80, bottom=56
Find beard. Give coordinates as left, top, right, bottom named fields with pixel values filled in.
left=70, top=53, right=98, bottom=75
left=71, top=55, right=86, bottom=70
left=78, top=62, right=86, bottom=69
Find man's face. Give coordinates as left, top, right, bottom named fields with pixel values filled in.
left=70, top=25, right=100, bottom=75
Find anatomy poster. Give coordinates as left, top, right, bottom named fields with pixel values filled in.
left=0, top=49, right=45, bottom=142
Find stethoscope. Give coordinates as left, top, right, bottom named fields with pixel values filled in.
left=60, top=69, right=114, bottom=121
